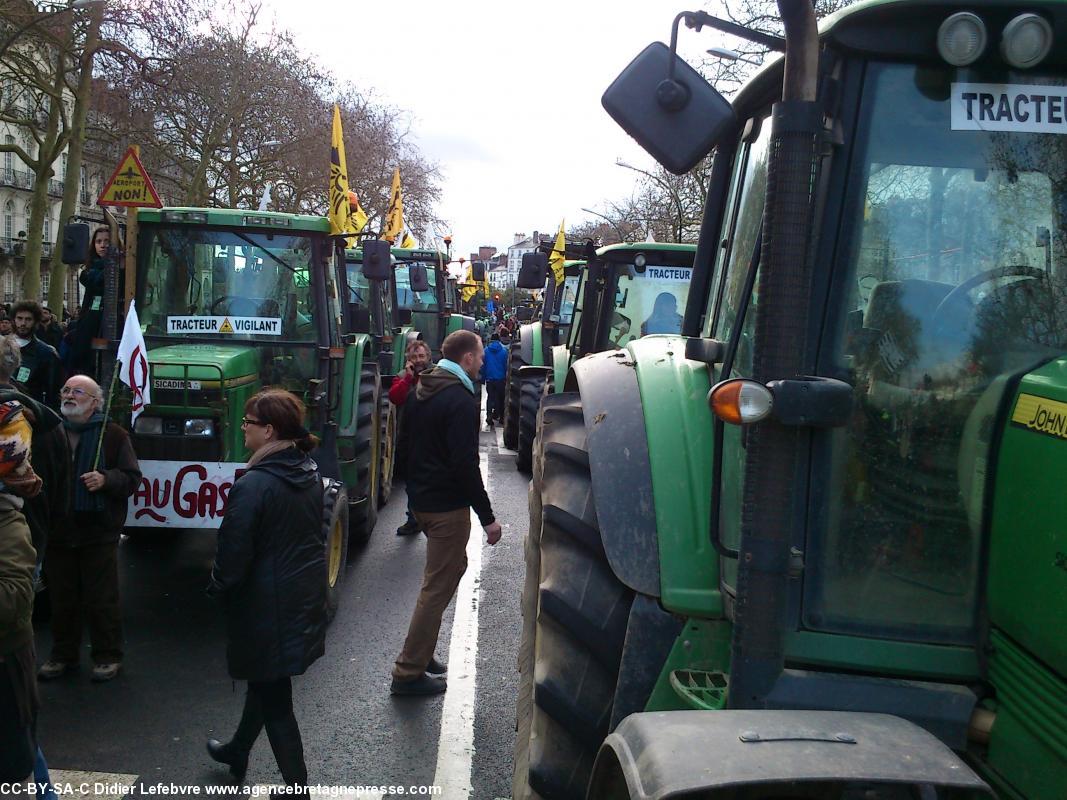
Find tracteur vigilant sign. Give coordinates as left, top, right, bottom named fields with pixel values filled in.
left=129, top=460, right=246, bottom=528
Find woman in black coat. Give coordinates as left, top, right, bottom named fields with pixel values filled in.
left=206, top=389, right=326, bottom=787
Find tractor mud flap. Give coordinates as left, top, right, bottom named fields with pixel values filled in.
left=569, top=350, right=660, bottom=597
left=610, top=594, right=682, bottom=730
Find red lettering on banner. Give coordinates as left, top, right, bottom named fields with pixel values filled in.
left=174, top=464, right=207, bottom=519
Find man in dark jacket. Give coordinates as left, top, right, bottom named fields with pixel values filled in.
left=37, top=375, right=141, bottom=683
left=391, top=330, right=501, bottom=696
left=37, top=307, right=63, bottom=352
left=11, top=302, right=61, bottom=411
left=480, top=333, right=508, bottom=426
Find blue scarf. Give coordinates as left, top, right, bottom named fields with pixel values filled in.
left=436, top=359, right=474, bottom=394
left=64, top=411, right=106, bottom=512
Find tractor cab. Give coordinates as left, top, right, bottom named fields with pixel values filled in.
left=571, top=242, right=696, bottom=359
left=133, top=208, right=339, bottom=462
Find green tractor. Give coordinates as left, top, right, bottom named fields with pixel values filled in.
left=391, top=246, right=475, bottom=359
left=515, top=1, right=1066, bottom=798
left=501, top=256, right=585, bottom=457
left=506, top=242, right=696, bottom=472
left=123, top=208, right=387, bottom=616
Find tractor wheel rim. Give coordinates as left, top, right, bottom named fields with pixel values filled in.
left=328, top=516, right=343, bottom=586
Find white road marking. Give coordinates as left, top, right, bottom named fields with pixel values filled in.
left=430, top=450, right=489, bottom=799
left=47, top=771, right=139, bottom=798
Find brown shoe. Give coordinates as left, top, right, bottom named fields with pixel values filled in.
left=91, top=662, right=121, bottom=682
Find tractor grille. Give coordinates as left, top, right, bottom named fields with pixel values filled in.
left=132, top=432, right=222, bottom=461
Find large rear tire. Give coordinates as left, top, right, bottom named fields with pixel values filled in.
left=512, top=393, right=635, bottom=800
left=323, top=480, right=350, bottom=622
left=516, top=372, right=547, bottom=474
left=348, top=363, right=380, bottom=550
left=503, top=340, right=526, bottom=450
left=377, top=387, right=396, bottom=508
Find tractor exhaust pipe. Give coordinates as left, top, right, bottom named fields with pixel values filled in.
left=726, top=0, right=821, bottom=710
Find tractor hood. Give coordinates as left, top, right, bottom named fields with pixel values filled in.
left=148, top=343, right=260, bottom=387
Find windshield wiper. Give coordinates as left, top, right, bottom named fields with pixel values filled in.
left=233, top=232, right=298, bottom=273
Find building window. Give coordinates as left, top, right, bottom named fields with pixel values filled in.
left=2, top=270, right=13, bottom=302
left=41, top=271, right=49, bottom=300
left=43, top=214, right=50, bottom=242
left=23, top=202, right=31, bottom=233
left=3, top=201, right=11, bottom=240
left=61, top=154, right=68, bottom=180
left=3, top=135, right=12, bottom=174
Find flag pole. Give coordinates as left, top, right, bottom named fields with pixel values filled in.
left=92, top=359, right=121, bottom=472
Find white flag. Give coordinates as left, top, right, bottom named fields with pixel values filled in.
left=116, top=301, right=151, bottom=422
left=258, top=183, right=272, bottom=211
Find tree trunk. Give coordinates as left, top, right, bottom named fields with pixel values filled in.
left=23, top=60, right=66, bottom=301
left=50, top=4, right=101, bottom=314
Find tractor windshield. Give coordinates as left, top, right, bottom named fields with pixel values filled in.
left=815, top=61, right=1067, bottom=644
left=138, top=225, right=319, bottom=342
left=395, top=262, right=439, bottom=310
left=608, top=262, right=692, bottom=347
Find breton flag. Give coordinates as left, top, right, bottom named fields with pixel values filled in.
left=383, top=168, right=404, bottom=244
left=549, top=220, right=566, bottom=286
left=329, top=105, right=357, bottom=237
left=117, top=301, right=151, bottom=423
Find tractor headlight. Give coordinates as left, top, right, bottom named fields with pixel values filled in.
left=938, top=12, right=987, bottom=66
left=134, top=416, right=162, bottom=435
left=184, top=418, right=215, bottom=437
left=1001, top=14, right=1052, bottom=69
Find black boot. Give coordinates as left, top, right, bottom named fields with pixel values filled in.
left=208, top=691, right=263, bottom=782
left=265, top=714, right=308, bottom=788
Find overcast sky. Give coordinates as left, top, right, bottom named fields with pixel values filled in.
left=262, top=0, right=722, bottom=261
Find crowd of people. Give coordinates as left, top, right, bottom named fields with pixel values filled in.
left=1, top=320, right=501, bottom=790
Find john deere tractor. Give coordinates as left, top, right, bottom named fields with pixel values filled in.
left=507, top=242, right=696, bottom=472
left=501, top=256, right=585, bottom=459
left=120, top=208, right=388, bottom=616
left=515, top=1, right=1066, bottom=798
left=391, top=246, right=475, bottom=359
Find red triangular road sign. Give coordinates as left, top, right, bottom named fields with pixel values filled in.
left=98, top=146, right=162, bottom=208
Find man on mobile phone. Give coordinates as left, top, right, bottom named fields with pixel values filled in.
left=389, top=340, right=432, bottom=536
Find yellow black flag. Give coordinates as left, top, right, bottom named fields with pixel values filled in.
left=549, top=220, right=566, bottom=286
left=329, top=105, right=357, bottom=237
left=383, top=168, right=404, bottom=244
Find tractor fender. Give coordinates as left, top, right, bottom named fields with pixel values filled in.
left=517, top=322, right=536, bottom=366
left=549, top=344, right=570, bottom=392
left=567, top=350, right=660, bottom=597
left=586, top=710, right=992, bottom=800
left=516, top=365, right=552, bottom=379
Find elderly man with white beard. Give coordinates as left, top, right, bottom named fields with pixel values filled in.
left=37, top=374, right=141, bottom=683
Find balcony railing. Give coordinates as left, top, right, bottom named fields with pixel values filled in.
left=47, top=179, right=64, bottom=197
left=0, top=167, right=34, bottom=190
left=0, top=237, right=55, bottom=258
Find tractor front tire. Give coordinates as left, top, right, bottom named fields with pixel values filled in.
left=503, top=340, right=527, bottom=450
left=323, top=480, right=350, bottom=621
left=516, top=372, right=547, bottom=474
left=512, top=393, right=635, bottom=800
left=348, top=363, right=380, bottom=551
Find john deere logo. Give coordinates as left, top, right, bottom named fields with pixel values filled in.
left=1011, top=393, right=1067, bottom=440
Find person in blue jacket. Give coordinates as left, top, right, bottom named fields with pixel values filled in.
left=480, top=333, right=508, bottom=426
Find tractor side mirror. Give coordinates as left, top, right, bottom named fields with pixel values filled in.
left=409, top=263, right=430, bottom=293
left=61, top=222, right=90, bottom=265
left=471, top=261, right=486, bottom=282
left=602, top=42, right=735, bottom=175
left=518, top=252, right=548, bottom=289
left=362, top=239, right=391, bottom=281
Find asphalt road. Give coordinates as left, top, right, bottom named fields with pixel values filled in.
left=33, top=420, right=530, bottom=800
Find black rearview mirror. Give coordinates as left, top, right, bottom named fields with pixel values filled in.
left=409, top=263, right=430, bottom=293
left=471, top=261, right=486, bottom=282
left=362, top=239, right=391, bottom=281
left=61, top=222, right=90, bottom=265
left=516, top=306, right=534, bottom=321
left=602, top=42, right=735, bottom=175
left=518, top=252, right=548, bottom=289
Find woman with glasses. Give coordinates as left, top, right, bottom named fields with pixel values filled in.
left=206, top=389, right=326, bottom=788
